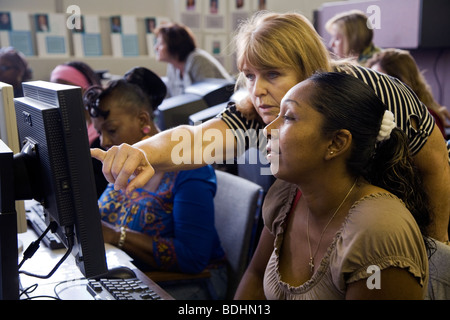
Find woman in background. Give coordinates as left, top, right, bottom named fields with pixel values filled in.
left=325, top=10, right=380, bottom=65
left=0, top=47, right=32, bottom=97
left=51, top=61, right=102, bottom=145
left=50, top=61, right=107, bottom=197
left=154, top=23, right=233, bottom=97
left=366, top=48, right=449, bottom=138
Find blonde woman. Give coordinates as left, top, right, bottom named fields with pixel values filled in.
left=325, top=10, right=380, bottom=65
left=92, top=11, right=449, bottom=244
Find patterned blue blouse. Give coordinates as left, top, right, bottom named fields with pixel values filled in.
left=98, top=166, right=226, bottom=274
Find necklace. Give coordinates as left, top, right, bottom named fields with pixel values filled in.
left=306, top=179, right=357, bottom=273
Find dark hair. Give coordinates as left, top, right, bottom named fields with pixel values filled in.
left=84, top=79, right=152, bottom=120
left=65, top=61, right=101, bottom=87
left=308, top=72, right=431, bottom=239
left=124, top=67, right=167, bottom=110
left=0, top=46, right=32, bottom=81
left=155, top=23, right=196, bottom=62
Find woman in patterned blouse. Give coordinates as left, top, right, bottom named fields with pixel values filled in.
left=85, top=70, right=227, bottom=300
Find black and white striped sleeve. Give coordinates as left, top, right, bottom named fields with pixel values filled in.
left=337, top=65, right=436, bottom=157
left=217, top=102, right=265, bottom=152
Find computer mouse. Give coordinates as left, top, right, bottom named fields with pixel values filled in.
left=97, top=266, right=137, bottom=279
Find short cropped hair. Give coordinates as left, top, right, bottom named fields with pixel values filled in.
left=155, top=23, right=196, bottom=62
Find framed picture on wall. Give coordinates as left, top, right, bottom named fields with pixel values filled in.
left=35, top=13, right=69, bottom=57
left=0, top=11, right=34, bottom=56
left=204, top=0, right=226, bottom=31
left=72, top=15, right=102, bottom=57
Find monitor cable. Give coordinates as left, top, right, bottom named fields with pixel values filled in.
left=18, top=220, right=58, bottom=269
left=18, top=224, right=75, bottom=280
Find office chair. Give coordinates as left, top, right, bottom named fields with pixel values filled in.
left=426, top=239, right=450, bottom=300
left=237, top=148, right=276, bottom=194
left=213, top=170, right=264, bottom=299
left=146, top=170, right=264, bottom=300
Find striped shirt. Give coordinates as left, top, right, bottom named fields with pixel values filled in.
left=219, top=65, right=439, bottom=157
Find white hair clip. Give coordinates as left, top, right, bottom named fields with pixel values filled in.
left=376, top=110, right=396, bottom=142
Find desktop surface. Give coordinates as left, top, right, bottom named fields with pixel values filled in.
left=18, top=203, right=173, bottom=300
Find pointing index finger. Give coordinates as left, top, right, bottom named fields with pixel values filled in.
left=91, top=148, right=106, bottom=162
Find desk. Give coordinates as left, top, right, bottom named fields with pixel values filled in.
left=18, top=229, right=174, bottom=300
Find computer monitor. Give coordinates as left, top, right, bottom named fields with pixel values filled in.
left=184, top=78, right=236, bottom=107
left=188, top=88, right=249, bottom=125
left=0, top=81, right=108, bottom=299
left=0, top=139, right=19, bottom=299
left=0, top=82, right=27, bottom=234
left=188, top=102, right=227, bottom=125
left=156, top=79, right=236, bottom=130
left=156, top=93, right=208, bottom=130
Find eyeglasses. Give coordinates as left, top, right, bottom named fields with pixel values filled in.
left=0, top=65, right=18, bottom=72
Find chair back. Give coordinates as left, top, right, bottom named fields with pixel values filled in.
left=213, top=170, right=264, bottom=299
left=237, top=148, right=276, bottom=194
left=426, top=239, right=450, bottom=300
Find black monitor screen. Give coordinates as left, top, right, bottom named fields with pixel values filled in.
left=156, top=93, right=208, bottom=130
left=14, top=81, right=107, bottom=279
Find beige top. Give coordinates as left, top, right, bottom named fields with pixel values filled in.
left=263, top=180, right=429, bottom=300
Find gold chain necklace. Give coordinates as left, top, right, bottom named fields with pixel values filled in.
left=306, top=179, right=357, bottom=273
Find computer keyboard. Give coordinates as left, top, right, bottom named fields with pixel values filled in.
left=87, top=278, right=163, bottom=300
left=26, top=202, right=65, bottom=250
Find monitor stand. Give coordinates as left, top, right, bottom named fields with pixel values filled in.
left=0, top=140, right=19, bottom=300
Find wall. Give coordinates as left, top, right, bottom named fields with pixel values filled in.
left=0, top=0, right=175, bottom=80
left=411, top=49, right=450, bottom=109
left=0, top=0, right=342, bottom=81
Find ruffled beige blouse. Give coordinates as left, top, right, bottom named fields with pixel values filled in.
left=262, top=180, right=429, bottom=300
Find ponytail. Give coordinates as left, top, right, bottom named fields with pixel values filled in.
left=368, top=128, right=431, bottom=237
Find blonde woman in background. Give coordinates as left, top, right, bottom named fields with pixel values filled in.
left=325, top=10, right=381, bottom=65
left=366, top=48, right=450, bottom=138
